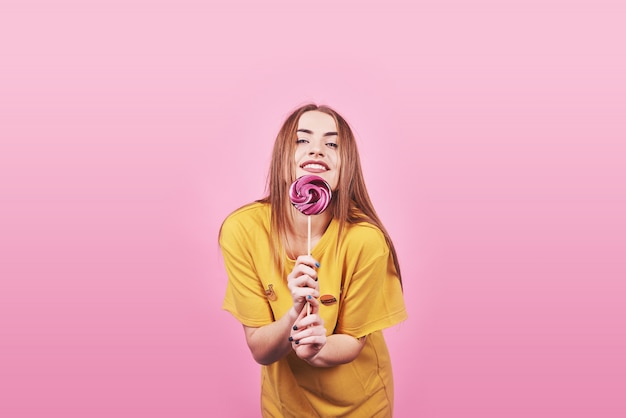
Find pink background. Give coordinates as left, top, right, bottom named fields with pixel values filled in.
left=1, top=0, right=624, bottom=417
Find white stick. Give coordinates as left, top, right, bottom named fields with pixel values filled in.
left=307, top=215, right=311, bottom=316
left=307, top=215, right=311, bottom=256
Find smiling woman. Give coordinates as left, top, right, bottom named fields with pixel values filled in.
left=219, top=104, right=407, bottom=417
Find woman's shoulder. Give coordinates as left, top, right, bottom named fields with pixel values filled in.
left=342, top=218, right=388, bottom=254
left=220, top=201, right=270, bottom=237
left=345, top=208, right=384, bottom=238
left=226, top=201, right=269, bottom=220
left=347, top=218, right=383, bottom=236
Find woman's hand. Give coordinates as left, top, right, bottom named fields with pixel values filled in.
left=287, top=255, right=320, bottom=314
left=290, top=296, right=327, bottom=362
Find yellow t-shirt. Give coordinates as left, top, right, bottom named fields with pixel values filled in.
left=221, top=202, right=407, bottom=417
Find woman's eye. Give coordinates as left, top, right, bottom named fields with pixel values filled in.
left=296, top=139, right=308, bottom=144
left=326, top=142, right=338, bottom=148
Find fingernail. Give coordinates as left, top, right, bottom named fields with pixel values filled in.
left=307, top=295, right=312, bottom=300
left=295, top=340, right=300, bottom=344
left=293, top=325, right=298, bottom=331
left=288, top=336, right=293, bottom=342
left=315, top=262, right=320, bottom=268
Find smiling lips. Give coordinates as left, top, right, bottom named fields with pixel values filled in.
left=301, top=160, right=329, bottom=173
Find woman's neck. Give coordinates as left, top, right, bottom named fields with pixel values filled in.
left=286, top=207, right=332, bottom=257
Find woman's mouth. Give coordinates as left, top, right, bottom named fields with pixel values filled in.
left=301, top=161, right=329, bottom=173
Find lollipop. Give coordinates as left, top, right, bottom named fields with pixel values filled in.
left=289, top=175, right=332, bottom=216
left=289, top=175, right=332, bottom=316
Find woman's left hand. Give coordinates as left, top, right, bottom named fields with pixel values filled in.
left=290, top=296, right=327, bottom=362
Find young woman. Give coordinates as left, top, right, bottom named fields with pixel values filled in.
left=220, top=104, right=407, bottom=417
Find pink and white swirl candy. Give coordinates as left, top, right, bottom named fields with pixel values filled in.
left=289, top=175, right=332, bottom=215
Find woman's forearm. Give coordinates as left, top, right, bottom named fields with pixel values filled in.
left=243, top=307, right=300, bottom=365
left=304, top=334, right=366, bottom=368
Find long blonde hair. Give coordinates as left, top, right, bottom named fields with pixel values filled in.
left=258, top=104, right=403, bottom=287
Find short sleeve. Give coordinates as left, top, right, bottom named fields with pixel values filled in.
left=334, top=226, right=407, bottom=338
left=220, top=214, right=274, bottom=327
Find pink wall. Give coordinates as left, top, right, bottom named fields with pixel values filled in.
left=1, top=1, right=624, bottom=417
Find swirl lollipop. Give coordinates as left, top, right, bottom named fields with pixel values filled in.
left=289, top=175, right=332, bottom=217
left=289, top=175, right=332, bottom=316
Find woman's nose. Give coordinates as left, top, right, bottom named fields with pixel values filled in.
left=308, top=141, right=324, bottom=156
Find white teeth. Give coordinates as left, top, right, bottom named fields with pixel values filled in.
left=303, top=163, right=327, bottom=170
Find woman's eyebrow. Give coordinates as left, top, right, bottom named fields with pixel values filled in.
left=296, top=128, right=338, bottom=137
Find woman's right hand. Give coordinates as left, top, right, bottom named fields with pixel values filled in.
left=287, top=255, right=320, bottom=313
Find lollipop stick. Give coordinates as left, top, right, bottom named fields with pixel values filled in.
left=307, top=215, right=311, bottom=256
left=307, top=215, right=311, bottom=316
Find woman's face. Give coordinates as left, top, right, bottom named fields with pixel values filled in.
left=293, top=110, right=341, bottom=191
